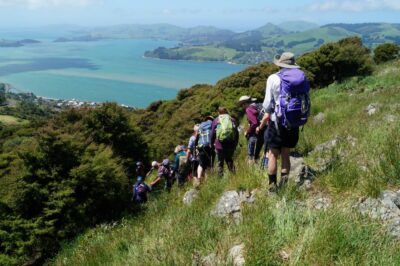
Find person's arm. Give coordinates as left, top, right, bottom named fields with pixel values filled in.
left=150, top=177, right=160, bottom=187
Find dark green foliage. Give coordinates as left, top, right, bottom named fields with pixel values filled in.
left=298, top=37, right=373, bottom=87
left=0, top=104, right=145, bottom=265
left=374, top=43, right=400, bottom=64
left=83, top=103, right=147, bottom=174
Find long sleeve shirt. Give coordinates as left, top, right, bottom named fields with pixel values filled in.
left=246, top=104, right=259, bottom=136
left=262, top=73, right=281, bottom=122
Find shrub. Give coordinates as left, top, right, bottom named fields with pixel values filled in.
left=374, top=43, right=400, bottom=64
left=298, top=36, right=373, bottom=88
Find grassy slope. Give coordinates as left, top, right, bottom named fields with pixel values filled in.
left=0, top=115, right=28, bottom=126
left=53, top=60, right=400, bottom=265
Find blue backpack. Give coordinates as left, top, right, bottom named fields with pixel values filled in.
left=198, top=120, right=212, bottom=148
left=276, top=69, right=310, bottom=129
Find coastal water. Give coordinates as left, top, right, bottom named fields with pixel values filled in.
left=0, top=37, right=245, bottom=107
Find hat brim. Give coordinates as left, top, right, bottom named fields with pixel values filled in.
left=273, top=56, right=300, bottom=69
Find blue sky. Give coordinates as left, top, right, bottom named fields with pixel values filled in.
left=0, top=0, right=399, bottom=30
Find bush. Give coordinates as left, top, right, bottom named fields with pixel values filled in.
left=374, top=43, right=400, bottom=64
left=298, top=37, right=373, bottom=88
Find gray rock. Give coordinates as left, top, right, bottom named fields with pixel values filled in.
left=356, top=191, right=400, bottom=238
left=183, top=189, right=199, bottom=205
left=311, top=138, right=339, bottom=154
left=212, top=190, right=259, bottom=225
left=290, top=156, right=315, bottom=187
left=312, top=197, right=331, bottom=210
left=212, top=191, right=242, bottom=224
left=384, top=114, right=397, bottom=123
left=365, top=104, right=378, bottom=115
left=368, top=108, right=377, bottom=115
left=201, top=253, right=219, bottom=266
left=313, top=112, right=326, bottom=125
left=309, top=136, right=357, bottom=172
left=228, top=244, right=245, bottom=266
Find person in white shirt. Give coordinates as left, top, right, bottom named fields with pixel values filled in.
left=256, top=52, right=305, bottom=192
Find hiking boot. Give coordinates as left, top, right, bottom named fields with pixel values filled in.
left=267, top=183, right=277, bottom=196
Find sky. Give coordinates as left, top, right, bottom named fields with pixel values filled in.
left=0, top=0, right=399, bottom=31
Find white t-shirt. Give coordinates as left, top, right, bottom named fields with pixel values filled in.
left=262, top=73, right=280, bottom=122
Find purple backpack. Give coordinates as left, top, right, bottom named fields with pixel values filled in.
left=276, top=69, right=310, bottom=129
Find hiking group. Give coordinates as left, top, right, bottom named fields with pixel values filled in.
left=132, top=52, right=310, bottom=204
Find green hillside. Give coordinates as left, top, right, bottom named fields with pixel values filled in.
left=52, top=58, right=400, bottom=265
left=278, top=21, right=320, bottom=32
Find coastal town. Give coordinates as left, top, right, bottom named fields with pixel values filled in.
left=0, top=83, right=133, bottom=111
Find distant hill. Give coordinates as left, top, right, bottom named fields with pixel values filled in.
left=278, top=21, right=320, bottom=32
left=78, top=23, right=235, bottom=45
left=145, top=23, right=400, bottom=64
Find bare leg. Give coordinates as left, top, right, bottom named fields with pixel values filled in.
left=280, top=147, right=291, bottom=186
left=268, top=148, right=280, bottom=175
left=281, top=147, right=291, bottom=174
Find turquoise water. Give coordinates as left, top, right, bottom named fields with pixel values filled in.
left=0, top=38, right=245, bottom=107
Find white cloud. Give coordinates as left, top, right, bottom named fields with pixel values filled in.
left=0, top=0, right=96, bottom=9
left=307, top=0, right=400, bottom=12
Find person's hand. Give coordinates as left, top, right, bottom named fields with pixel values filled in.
left=256, top=126, right=260, bottom=134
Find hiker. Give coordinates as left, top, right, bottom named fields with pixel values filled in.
left=187, top=124, right=199, bottom=180
left=135, top=161, right=146, bottom=179
left=257, top=52, right=310, bottom=192
left=132, top=176, right=151, bottom=204
left=211, top=107, right=239, bottom=177
left=238, top=95, right=266, bottom=164
left=150, top=159, right=174, bottom=191
left=173, top=145, right=189, bottom=186
left=196, top=116, right=214, bottom=183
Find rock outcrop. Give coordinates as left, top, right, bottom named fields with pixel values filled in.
left=356, top=190, right=400, bottom=238
left=212, top=190, right=258, bottom=225
left=183, top=189, right=199, bottom=205
left=289, top=156, right=315, bottom=189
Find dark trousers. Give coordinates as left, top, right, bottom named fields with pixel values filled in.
left=247, top=132, right=264, bottom=161
left=216, top=148, right=235, bottom=177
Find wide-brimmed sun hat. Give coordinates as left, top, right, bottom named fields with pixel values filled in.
left=238, top=95, right=251, bottom=103
left=151, top=161, right=158, bottom=168
left=273, top=52, right=300, bottom=69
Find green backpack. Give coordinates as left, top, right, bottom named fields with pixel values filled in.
left=216, top=114, right=234, bottom=142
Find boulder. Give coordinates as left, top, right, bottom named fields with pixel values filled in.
left=313, top=112, right=326, bottom=125
left=212, top=191, right=242, bottom=224
left=183, top=189, right=199, bottom=205
left=228, top=244, right=245, bottom=266
left=212, top=190, right=259, bottom=225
